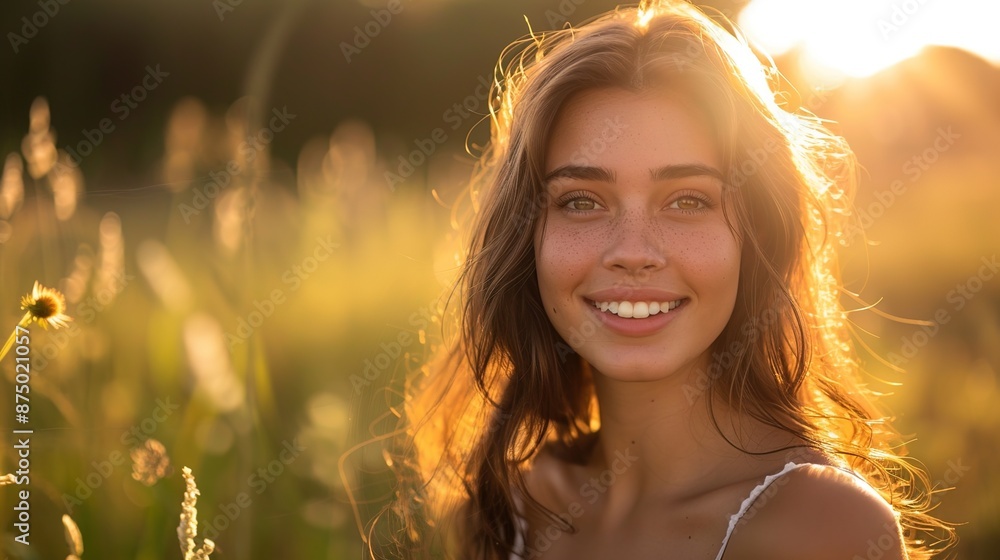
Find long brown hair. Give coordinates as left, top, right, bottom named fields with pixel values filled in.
left=351, top=2, right=956, bottom=558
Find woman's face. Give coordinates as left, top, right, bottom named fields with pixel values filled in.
left=534, top=87, right=741, bottom=383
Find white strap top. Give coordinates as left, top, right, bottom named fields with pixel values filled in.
left=511, top=461, right=872, bottom=560
left=714, top=461, right=817, bottom=560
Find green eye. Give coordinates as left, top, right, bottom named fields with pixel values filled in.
left=566, top=198, right=597, bottom=211
left=669, top=193, right=713, bottom=212
left=556, top=192, right=603, bottom=213
left=674, top=197, right=703, bottom=210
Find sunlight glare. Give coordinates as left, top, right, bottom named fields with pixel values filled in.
left=740, top=0, right=1000, bottom=82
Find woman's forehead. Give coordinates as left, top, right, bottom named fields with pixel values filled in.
left=543, top=87, right=723, bottom=175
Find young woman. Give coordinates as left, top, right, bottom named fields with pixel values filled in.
left=360, top=1, right=955, bottom=558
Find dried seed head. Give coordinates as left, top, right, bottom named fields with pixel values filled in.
left=178, top=467, right=200, bottom=555
left=131, top=438, right=172, bottom=486
left=178, top=467, right=214, bottom=560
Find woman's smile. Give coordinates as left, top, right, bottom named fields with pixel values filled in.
left=586, top=295, right=690, bottom=337
left=581, top=286, right=689, bottom=336
left=590, top=298, right=685, bottom=319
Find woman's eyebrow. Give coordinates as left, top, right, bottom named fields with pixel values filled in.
left=543, top=163, right=723, bottom=185
left=650, top=163, right=724, bottom=182
left=544, top=165, right=616, bottom=184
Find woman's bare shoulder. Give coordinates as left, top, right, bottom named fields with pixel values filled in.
left=723, top=463, right=906, bottom=560
left=518, top=443, right=582, bottom=505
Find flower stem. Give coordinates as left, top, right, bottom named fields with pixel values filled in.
left=0, top=312, right=32, bottom=363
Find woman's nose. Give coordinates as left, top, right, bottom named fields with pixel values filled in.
left=601, top=214, right=667, bottom=274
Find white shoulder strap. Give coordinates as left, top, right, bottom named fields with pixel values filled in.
left=715, top=461, right=814, bottom=560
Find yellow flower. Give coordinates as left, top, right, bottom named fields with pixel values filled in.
left=0, top=281, right=73, bottom=363
left=20, top=281, right=71, bottom=329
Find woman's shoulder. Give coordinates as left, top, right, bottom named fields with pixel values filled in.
left=722, top=461, right=906, bottom=560
left=517, top=442, right=583, bottom=510
left=514, top=438, right=606, bottom=528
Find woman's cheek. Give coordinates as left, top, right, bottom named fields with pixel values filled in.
left=540, top=222, right=604, bottom=268
left=687, top=227, right=740, bottom=271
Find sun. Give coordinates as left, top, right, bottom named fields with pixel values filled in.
left=738, top=0, right=1000, bottom=84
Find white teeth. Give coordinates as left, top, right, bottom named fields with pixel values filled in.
left=618, top=302, right=633, bottom=318
left=592, top=299, right=684, bottom=318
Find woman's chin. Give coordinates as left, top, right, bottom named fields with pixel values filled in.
left=586, top=360, right=689, bottom=384
left=583, top=351, right=712, bottom=388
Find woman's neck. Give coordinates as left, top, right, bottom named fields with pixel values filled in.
left=582, top=358, right=802, bottom=523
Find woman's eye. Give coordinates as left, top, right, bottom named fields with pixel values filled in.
left=671, top=196, right=708, bottom=211
left=562, top=197, right=600, bottom=211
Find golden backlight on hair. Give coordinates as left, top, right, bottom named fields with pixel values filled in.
left=363, top=2, right=958, bottom=558
left=634, top=5, right=655, bottom=29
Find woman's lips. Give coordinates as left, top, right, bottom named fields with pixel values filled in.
left=585, top=297, right=688, bottom=337
left=591, top=298, right=684, bottom=318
